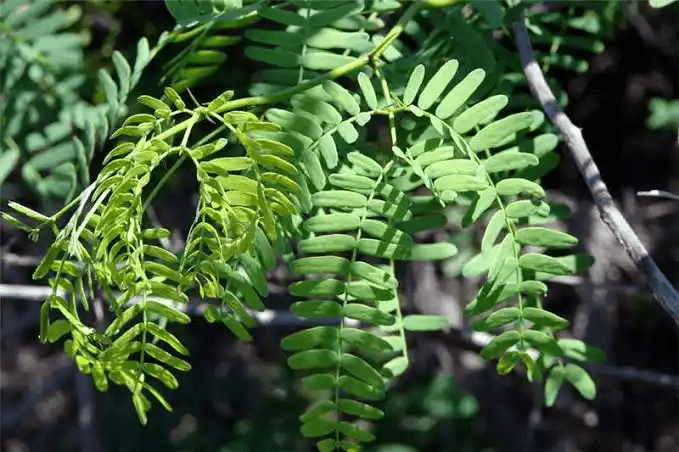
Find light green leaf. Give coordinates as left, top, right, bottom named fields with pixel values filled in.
left=434, top=174, right=488, bottom=192
left=435, top=68, right=485, bottom=119
left=521, top=330, right=563, bottom=356
left=292, top=256, right=351, bottom=275
left=305, top=213, right=361, bottom=233
left=312, top=190, right=367, bottom=208
left=473, top=307, right=520, bottom=331
left=470, top=112, right=534, bottom=152
left=402, top=314, right=449, bottom=331
left=495, top=178, right=545, bottom=197
left=483, top=151, right=539, bottom=173
left=519, top=253, right=573, bottom=275
left=453, top=94, right=508, bottom=133
left=405, top=243, right=458, bottom=261
left=343, top=304, right=394, bottom=326
left=299, top=234, right=356, bottom=253
left=515, top=227, right=578, bottom=248
left=403, top=64, right=425, bottom=105
left=357, top=72, right=378, bottom=109
left=418, top=59, right=458, bottom=110
left=545, top=365, right=565, bottom=406
left=563, top=363, right=596, bottom=400
left=557, top=338, right=605, bottom=363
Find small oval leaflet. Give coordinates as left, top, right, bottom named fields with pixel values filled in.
left=402, top=314, right=449, bottom=331
left=289, top=279, right=346, bottom=298
left=522, top=330, right=564, bottom=356
left=287, top=349, right=338, bottom=370
left=480, top=330, right=521, bottom=359
left=495, top=178, right=545, bottom=198
left=403, top=64, right=425, bottom=105
left=519, top=253, right=573, bottom=275
left=523, top=307, right=569, bottom=330
left=418, top=59, right=459, bottom=110
left=483, top=151, right=539, bottom=173
left=291, top=300, right=342, bottom=318
left=515, top=227, right=578, bottom=248
left=281, top=326, right=339, bottom=351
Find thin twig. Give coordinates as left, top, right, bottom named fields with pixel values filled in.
left=512, top=17, right=679, bottom=324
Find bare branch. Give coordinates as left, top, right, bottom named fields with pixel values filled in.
left=511, top=17, right=679, bottom=325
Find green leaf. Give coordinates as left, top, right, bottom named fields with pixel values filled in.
left=557, top=338, right=605, bottom=363
left=288, top=349, right=338, bottom=370
left=483, top=151, right=539, bottom=173
left=300, top=419, right=336, bottom=438
left=312, top=190, right=367, bottom=208
left=521, top=330, right=563, bottom=356
left=292, top=256, right=351, bottom=275
left=337, top=375, right=384, bottom=401
left=343, top=304, right=394, bottom=326
left=291, top=300, right=342, bottom=318
left=145, top=322, right=189, bottom=355
left=282, top=326, right=338, bottom=351
left=563, top=363, right=596, bottom=400
left=523, top=307, right=569, bottom=330
left=405, top=243, right=458, bottom=261
left=649, top=0, right=678, bottom=8
left=145, top=301, right=190, bottom=324
left=435, top=68, right=485, bottom=119
left=302, top=373, right=336, bottom=391
left=480, top=330, right=520, bottom=359
left=519, top=280, right=548, bottom=295
left=515, top=227, right=578, bottom=248
left=143, top=362, right=178, bottom=389
left=337, top=420, right=375, bottom=442
left=245, top=46, right=300, bottom=67
left=289, top=279, right=345, bottom=297
left=505, top=200, right=550, bottom=219
left=341, top=354, right=384, bottom=388
left=403, top=64, right=425, bottom=105
left=47, top=319, right=72, bottom=343
left=347, top=151, right=382, bottom=177
left=342, top=328, right=393, bottom=354
left=482, top=210, right=505, bottom=253
left=470, top=112, right=535, bottom=152
left=143, top=343, right=191, bottom=372
left=305, top=213, right=361, bottom=233
left=473, top=307, right=520, bottom=331
left=418, top=59, right=458, bottom=110
left=0, top=148, right=19, bottom=184
left=519, top=253, right=573, bottom=275
left=299, top=234, right=356, bottom=253
left=402, top=314, right=449, bottom=331
left=357, top=72, right=378, bottom=110
left=495, top=178, right=545, bottom=197
left=545, top=365, right=565, bottom=406
left=328, top=173, right=375, bottom=193
left=337, top=398, right=383, bottom=420
left=453, top=94, right=508, bottom=133
left=433, top=174, right=488, bottom=192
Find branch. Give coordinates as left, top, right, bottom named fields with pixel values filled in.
left=511, top=17, right=679, bottom=324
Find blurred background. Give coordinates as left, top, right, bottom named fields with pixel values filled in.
left=2, top=1, right=679, bottom=451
